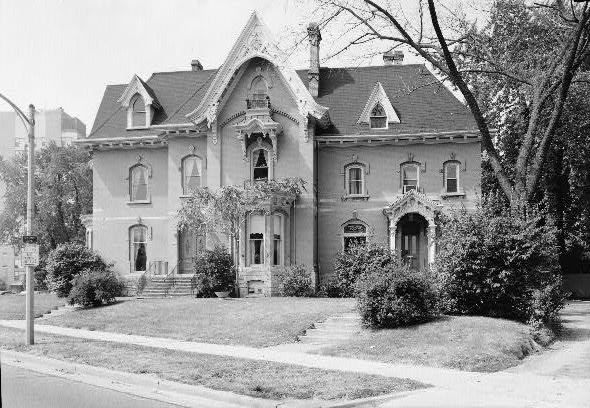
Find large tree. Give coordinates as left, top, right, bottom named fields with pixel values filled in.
left=0, top=144, right=92, bottom=255
left=311, top=0, right=590, bottom=204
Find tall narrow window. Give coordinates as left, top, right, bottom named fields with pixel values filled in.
left=348, top=167, right=363, bottom=195
left=130, top=225, right=148, bottom=272
left=369, top=103, right=387, bottom=129
left=445, top=162, right=459, bottom=193
left=130, top=164, right=149, bottom=201
left=182, top=156, right=202, bottom=194
left=273, top=214, right=282, bottom=266
left=249, top=215, right=265, bottom=265
left=252, top=149, right=269, bottom=181
left=130, top=94, right=146, bottom=127
left=402, top=164, right=419, bottom=193
left=343, top=222, right=368, bottom=251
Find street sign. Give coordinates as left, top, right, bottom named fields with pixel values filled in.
left=22, top=235, right=38, bottom=244
left=22, top=239, right=39, bottom=267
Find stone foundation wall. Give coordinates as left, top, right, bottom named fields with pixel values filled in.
left=121, top=273, right=143, bottom=297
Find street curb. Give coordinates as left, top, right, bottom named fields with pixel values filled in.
left=0, top=349, right=278, bottom=408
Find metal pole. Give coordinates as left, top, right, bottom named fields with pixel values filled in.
left=25, top=104, right=35, bottom=345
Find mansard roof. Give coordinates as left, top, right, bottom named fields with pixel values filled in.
left=88, top=63, right=475, bottom=140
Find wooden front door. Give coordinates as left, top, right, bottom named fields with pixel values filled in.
left=179, top=230, right=204, bottom=274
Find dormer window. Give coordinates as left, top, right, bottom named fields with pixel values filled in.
left=370, top=103, right=387, bottom=129
left=253, top=148, right=269, bottom=181
left=131, top=94, right=146, bottom=127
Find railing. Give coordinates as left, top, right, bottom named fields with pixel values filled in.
left=163, top=263, right=179, bottom=296
left=136, top=262, right=157, bottom=297
left=246, top=98, right=271, bottom=109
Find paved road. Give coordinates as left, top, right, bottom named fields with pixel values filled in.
left=1, top=364, right=180, bottom=408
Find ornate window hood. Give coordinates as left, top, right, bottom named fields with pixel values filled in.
left=235, top=115, right=282, bottom=162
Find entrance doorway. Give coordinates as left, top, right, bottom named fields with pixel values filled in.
left=178, top=229, right=205, bottom=274
left=397, top=213, right=428, bottom=269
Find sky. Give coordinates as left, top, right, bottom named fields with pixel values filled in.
left=0, top=0, right=486, bottom=132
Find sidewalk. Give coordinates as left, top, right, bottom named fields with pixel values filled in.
left=0, top=319, right=481, bottom=388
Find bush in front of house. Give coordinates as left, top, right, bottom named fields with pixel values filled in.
left=332, top=243, right=396, bottom=297
left=193, top=245, right=236, bottom=297
left=277, top=264, right=315, bottom=297
left=435, top=195, right=566, bottom=325
left=355, top=260, right=439, bottom=328
left=46, top=242, right=109, bottom=297
left=34, top=258, right=48, bottom=291
left=68, top=269, right=124, bottom=307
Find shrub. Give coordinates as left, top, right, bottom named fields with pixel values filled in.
left=277, top=265, right=314, bottom=297
left=34, top=258, right=48, bottom=291
left=68, top=269, right=124, bottom=307
left=193, top=245, right=235, bottom=297
left=435, top=195, right=566, bottom=324
left=317, top=278, right=342, bottom=298
left=46, top=243, right=109, bottom=297
left=333, top=244, right=396, bottom=297
left=355, top=260, right=439, bottom=328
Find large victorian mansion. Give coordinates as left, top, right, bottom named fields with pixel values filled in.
left=79, top=13, right=481, bottom=297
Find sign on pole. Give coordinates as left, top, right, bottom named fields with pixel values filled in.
left=22, top=235, right=39, bottom=266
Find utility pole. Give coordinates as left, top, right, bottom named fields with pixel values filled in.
left=25, top=104, right=35, bottom=345
left=0, top=93, right=36, bottom=345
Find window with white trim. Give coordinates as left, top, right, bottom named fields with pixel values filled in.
left=130, top=225, right=148, bottom=272
left=272, top=213, right=283, bottom=266
left=344, top=163, right=366, bottom=197
left=402, top=163, right=419, bottom=193
left=249, top=214, right=265, bottom=265
left=369, top=103, right=387, bottom=129
left=130, top=164, right=149, bottom=202
left=182, top=155, right=202, bottom=194
left=130, top=94, right=146, bottom=127
left=252, top=148, right=269, bottom=182
left=444, top=162, right=459, bottom=193
left=343, top=222, right=368, bottom=251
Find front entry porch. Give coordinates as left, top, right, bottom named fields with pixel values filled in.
left=384, top=190, right=442, bottom=268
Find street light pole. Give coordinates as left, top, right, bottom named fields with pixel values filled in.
left=25, top=104, right=35, bottom=345
left=0, top=92, right=36, bottom=345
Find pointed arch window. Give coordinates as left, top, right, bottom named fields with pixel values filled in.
left=369, top=103, right=387, bottom=129
left=130, top=94, right=146, bottom=127
left=130, top=164, right=149, bottom=202
left=182, top=155, right=202, bottom=194
left=248, top=76, right=270, bottom=109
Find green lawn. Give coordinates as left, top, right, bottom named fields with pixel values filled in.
left=42, top=297, right=356, bottom=347
left=316, top=315, right=539, bottom=372
left=0, top=293, right=66, bottom=320
left=0, top=327, right=427, bottom=401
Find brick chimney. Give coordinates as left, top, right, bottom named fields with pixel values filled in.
left=384, top=50, right=404, bottom=65
left=191, top=59, right=203, bottom=71
left=307, top=22, right=321, bottom=97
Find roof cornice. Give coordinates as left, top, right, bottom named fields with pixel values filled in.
left=316, top=129, right=490, bottom=146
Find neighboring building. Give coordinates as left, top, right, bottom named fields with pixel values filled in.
left=0, top=108, right=86, bottom=286
left=78, top=13, right=481, bottom=297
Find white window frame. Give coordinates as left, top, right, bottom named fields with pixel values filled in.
left=250, top=146, right=273, bottom=182
left=443, top=161, right=460, bottom=194
left=345, top=164, right=365, bottom=196
left=369, top=102, right=387, bottom=129
left=129, top=224, right=148, bottom=272
left=181, top=155, right=202, bottom=195
left=401, top=163, right=420, bottom=193
left=248, top=214, right=265, bottom=266
left=129, top=93, right=147, bottom=128
left=129, top=164, right=150, bottom=203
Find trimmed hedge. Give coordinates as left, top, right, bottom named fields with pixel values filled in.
left=68, top=269, right=124, bottom=307
left=193, top=245, right=235, bottom=297
left=277, top=265, right=314, bottom=297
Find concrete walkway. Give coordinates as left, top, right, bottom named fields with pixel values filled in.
left=0, top=319, right=481, bottom=388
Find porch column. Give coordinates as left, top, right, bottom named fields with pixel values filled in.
left=388, top=218, right=396, bottom=251
left=427, top=224, right=436, bottom=266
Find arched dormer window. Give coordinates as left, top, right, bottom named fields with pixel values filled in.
left=248, top=76, right=270, bottom=109
left=443, top=161, right=460, bottom=193
left=370, top=103, right=387, bottom=129
left=129, top=164, right=149, bottom=202
left=130, top=94, right=146, bottom=127
left=252, top=147, right=270, bottom=182
left=401, top=162, right=420, bottom=193
left=342, top=220, right=368, bottom=251
left=181, top=155, right=202, bottom=195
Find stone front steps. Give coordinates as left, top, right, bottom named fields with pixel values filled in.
left=297, top=313, right=362, bottom=346
left=138, top=275, right=195, bottom=298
